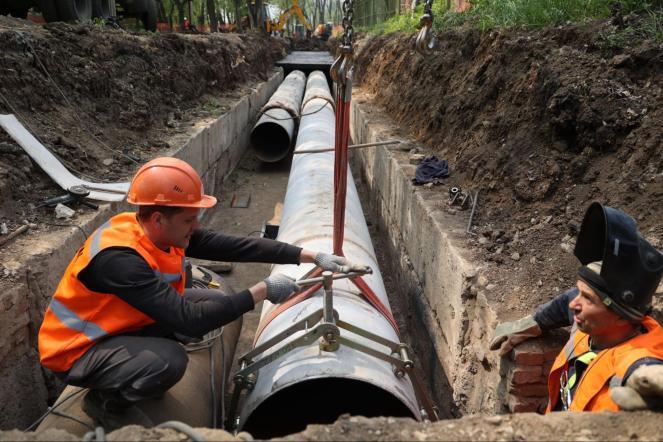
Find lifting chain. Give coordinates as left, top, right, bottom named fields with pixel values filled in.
left=330, top=0, right=355, bottom=85
left=415, top=0, right=436, bottom=55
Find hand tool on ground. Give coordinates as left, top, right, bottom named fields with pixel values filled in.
left=36, top=185, right=99, bottom=210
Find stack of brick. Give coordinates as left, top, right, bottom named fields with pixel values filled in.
left=502, top=331, right=569, bottom=413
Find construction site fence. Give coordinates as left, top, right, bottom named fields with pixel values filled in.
left=353, top=0, right=405, bottom=27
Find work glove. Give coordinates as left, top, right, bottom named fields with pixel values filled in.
left=489, top=314, right=542, bottom=356
left=264, top=274, right=300, bottom=304
left=612, top=365, right=663, bottom=411
left=314, top=252, right=370, bottom=274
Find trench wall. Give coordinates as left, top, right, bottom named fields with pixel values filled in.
left=350, top=94, right=566, bottom=415
left=0, top=69, right=283, bottom=431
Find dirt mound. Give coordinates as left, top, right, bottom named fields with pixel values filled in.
left=284, top=411, right=662, bottom=441
left=354, top=16, right=663, bottom=318
left=0, top=17, right=285, bottom=228
left=290, top=36, right=330, bottom=51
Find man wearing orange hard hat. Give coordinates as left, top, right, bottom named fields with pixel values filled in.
left=38, top=157, right=362, bottom=429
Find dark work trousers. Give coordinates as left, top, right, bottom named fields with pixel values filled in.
left=58, top=288, right=225, bottom=403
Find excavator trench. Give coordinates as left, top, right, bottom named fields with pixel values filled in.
left=205, top=147, right=451, bottom=439
left=1, top=7, right=663, bottom=440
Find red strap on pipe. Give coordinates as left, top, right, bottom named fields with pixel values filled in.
left=332, top=82, right=400, bottom=337
left=253, top=79, right=400, bottom=345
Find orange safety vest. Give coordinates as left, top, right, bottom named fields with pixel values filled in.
left=546, top=316, right=663, bottom=412
left=38, top=212, right=186, bottom=372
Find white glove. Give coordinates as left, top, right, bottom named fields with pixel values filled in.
left=263, top=274, right=300, bottom=304
left=612, top=365, right=663, bottom=411
left=314, top=252, right=370, bottom=274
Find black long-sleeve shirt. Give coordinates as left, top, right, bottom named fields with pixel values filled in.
left=77, top=228, right=302, bottom=338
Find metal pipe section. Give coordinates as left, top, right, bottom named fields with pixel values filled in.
left=239, top=71, right=421, bottom=438
left=37, top=267, right=242, bottom=436
left=250, top=70, right=307, bottom=162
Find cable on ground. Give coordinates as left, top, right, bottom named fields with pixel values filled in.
left=23, top=387, right=88, bottom=432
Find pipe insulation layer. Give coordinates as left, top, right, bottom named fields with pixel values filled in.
left=250, top=70, right=307, bottom=162
left=240, top=71, right=421, bottom=438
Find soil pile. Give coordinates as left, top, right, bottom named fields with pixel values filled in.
left=290, top=36, right=330, bottom=51
left=354, top=15, right=663, bottom=318
left=0, top=16, right=285, bottom=229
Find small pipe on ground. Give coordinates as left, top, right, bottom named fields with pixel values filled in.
left=466, top=190, right=479, bottom=234
left=0, top=224, right=32, bottom=247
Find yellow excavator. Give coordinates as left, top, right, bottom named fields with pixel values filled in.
left=265, top=0, right=312, bottom=34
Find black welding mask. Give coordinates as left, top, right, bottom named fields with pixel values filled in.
left=574, top=202, right=663, bottom=322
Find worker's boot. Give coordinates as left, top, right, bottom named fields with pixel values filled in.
left=82, top=389, right=154, bottom=431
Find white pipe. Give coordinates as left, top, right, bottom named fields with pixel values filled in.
left=239, top=71, right=421, bottom=438
left=250, top=70, right=307, bottom=162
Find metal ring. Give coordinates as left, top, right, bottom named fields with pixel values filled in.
left=415, top=25, right=436, bottom=55
left=330, top=54, right=344, bottom=84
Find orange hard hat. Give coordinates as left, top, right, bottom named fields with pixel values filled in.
left=126, top=157, right=217, bottom=208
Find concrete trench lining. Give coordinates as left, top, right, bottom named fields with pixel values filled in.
left=0, top=68, right=283, bottom=431
left=349, top=93, right=504, bottom=414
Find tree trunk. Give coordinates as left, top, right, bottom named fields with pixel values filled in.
left=173, top=0, right=185, bottom=30
left=168, top=0, right=176, bottom=30
left=198, top=1, right=205, bottom=29
left=207, top=0, right=219, bottom=31
left=313, top=0, right=318, bottom=25
left=245, top=0, right=255, bottom=27
left=319, top=0, right=325, bottom=23
left=255, top=0, right=264, bottom=31
left=156, top=0, right=166, bottom=23
left=234, top=0, right=243, bottom=30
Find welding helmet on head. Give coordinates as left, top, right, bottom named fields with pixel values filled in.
left=574, top=202, right=663, bottom=322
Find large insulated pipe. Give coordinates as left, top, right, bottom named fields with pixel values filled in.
left=250, top=70, right=307, bottom=162
left=239, top=71, right=421, bottom=438
left=37, top=266, right=241, bottom=436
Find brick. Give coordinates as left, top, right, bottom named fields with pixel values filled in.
left=544, top=347, right=561, bottom=362
left=509, top=382, right=549, bottom=397
left=507, top=394, right=546, bottom=413
left=509, top=365, right=543, bottom=385
left=510, top=344, right=545, bottom=366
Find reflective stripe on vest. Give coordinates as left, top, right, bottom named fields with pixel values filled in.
left=38, top=212, right=187, bottom=372
left=49, top=299, right=108, bottom=342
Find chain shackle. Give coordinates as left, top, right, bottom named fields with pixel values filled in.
left=415, top=0, right=436, bottom=55
left=332, top=0, right=356, bottom=85
left=340, top=0, right=355, bottom=48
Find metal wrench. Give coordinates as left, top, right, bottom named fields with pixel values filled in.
left=297, top=268, right=373, bottom=287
